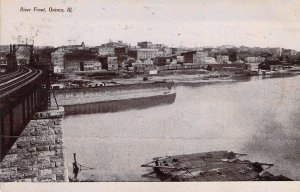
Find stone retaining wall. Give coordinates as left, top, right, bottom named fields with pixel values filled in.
left=0, top=107, right=68, bottom=182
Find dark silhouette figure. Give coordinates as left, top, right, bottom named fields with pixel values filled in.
left=73, top=153, right=79, bottom=180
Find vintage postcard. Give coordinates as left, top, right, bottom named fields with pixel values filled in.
left=0, top=0, right=300, bottom=191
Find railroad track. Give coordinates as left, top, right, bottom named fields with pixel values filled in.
left=0, top=67, right=42, bottom=99
left=0, top=67, right=29, bottom=84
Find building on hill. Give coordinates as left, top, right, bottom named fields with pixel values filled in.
left=0, top=52, right=7, bottom=65
left=137, top=49, right=161, bottom=60
left=64, top=50, right=100, bottom=72
left=181, top=51, right=196, bottom=63
left=98, top=47, right=115, bottom=56
left=153, top=56, right=173, bottom=66
left=193, top=52, right=208, bottom=64
left=51, top=43, right=86, bottom=73
left=244, top=56, right=265, bottom=63
left=258, top=59, right=283, bottom=71
left=137, top=41, right=152, bottom=49
left=99, top=56, right=118, bottom=71
left=216, top=54, right=230, bottom=64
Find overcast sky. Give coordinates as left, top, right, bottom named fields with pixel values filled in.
left=1, top=0, right=300, bottom=50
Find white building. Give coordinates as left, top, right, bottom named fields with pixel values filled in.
left=53, top=66, right=63, bottom=73
left=193, top=51, right=208, bottom=64
left=245, top=56, right=265, bottom=63
left=137, top=49, right=161, bottom=60
left=204, top=57, right=217, bottom=64
left=98, top=47, right=115, bottom=56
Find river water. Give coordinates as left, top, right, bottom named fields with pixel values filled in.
left=63, top=75, right=300, bottom=181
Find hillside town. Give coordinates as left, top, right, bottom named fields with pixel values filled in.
left=1, top=40, right=300, bottom=87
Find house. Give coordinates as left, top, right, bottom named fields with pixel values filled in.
left=51, top=47, right=69, bottom=72
left=153, top=57, right=171, bottom=66
left=216, top=55, right=230, bottom=64
left=258, top=59, right=284, bottom=71
left=99, top=56, right=118, bottom=71
left=193, top=51, right=216, bottom=64
left=131, top=58, right=155, bottom=72
left=204, top=57, right=217, bottom=64
left=137, top=41, right=152, bottom=48
left=176, top=56, right=184, bottom=64
left=245, top=56, right=265, bottom=63
left=98, top=47, right=115, bottom=56
left=133, top=63, right=156, bottom=73
left=34, top=47, right=56, bottom=70
left=137, top=49, right=161, bottom=60
left=53, top=65, right=63, bottom=73
left=51, top=44, right=85, bottom=73
left=128, top=50, right=138, bottom=59
left=64, top=50, right=99, bottom=72
left=143, top=58, right=153, bottom=65
left=114, top=47, right=127, bottom=56
left=149, top=43, right=165, bottom=49
left=162, top=47, right=172, bottom=56
left=193, top=51, right=206, bottom=64
left=0, top=52, right=7, bottom=65
left=181, top=51, right=196, bottom=63
left=263, top=47, right=282, bottom=57
left=246, top=63, right=260, bottom=71
left=15, top=46, right=31, bottom=65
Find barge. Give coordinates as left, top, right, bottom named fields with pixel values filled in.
left=141, top=151, right=292, bottom=181
left=51, top=81, right=176, bottom=115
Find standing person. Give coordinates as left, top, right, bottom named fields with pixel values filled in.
left=73, top=153, right=79, bottom=181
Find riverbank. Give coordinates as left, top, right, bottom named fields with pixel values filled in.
left=54, top=66, right=300, bottom=88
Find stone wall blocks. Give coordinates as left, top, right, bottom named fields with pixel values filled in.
left=55, top=138, right=63, bottom=144
left=55, top=173, right=65, bottom=182
left=36, top=145, right=50, bottom=151
left=3, top=154, right=17, bottom=162
left=34, top=162, right=55, bottom=170
left=55, top=161, right=63, bottom=168
left=24, top=170, right=38, bottom=178
left=1, top=167, right=17, bottom=173
left=0, top=172, right=12, bottom=182
left=37, top=156, right=51, bottom=164
left=0, top=108, right=66, bottom=182
left=54, top=129, right=62, bottom=135
left=47, top=130, right=55, bottom=135
left=17, top=141, right=31, bottom=149
left=27, top=147, right=37, bottom=153
left=18, top=178, right=32, bottom=182
left=37, top=174, right=56, bottom=182
left=12, top=159, right=28, bottom=167
left=17, top=166, right=31, bottom=172
left=18, top=136, right=36, bottom=143
left=38, top=169, right=53, bottom=176
left=0, top=161, right=12, bottom=168
left=37, top=151, right=56, bottom=158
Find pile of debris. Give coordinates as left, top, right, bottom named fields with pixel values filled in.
left=141, top=151, right=292, bottom=181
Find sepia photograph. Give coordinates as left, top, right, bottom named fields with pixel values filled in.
left=0, top=0, right=300, bottom=191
